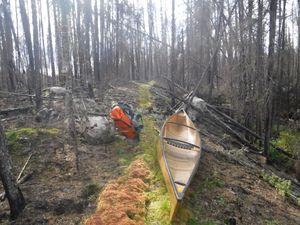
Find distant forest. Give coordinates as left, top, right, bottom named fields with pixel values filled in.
left=0, top=0, right=300, bottom=154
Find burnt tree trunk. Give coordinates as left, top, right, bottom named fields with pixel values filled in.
left=170, top=0, right=176, bottom=105
left=31, top=0, right=42, bottom=109
left=0, top=124, right=25, bottom=219
left=19, top=0, right=35, bottom=94
left=264, top=0, right=277, bottom=161
left=47, top=0, right=56, bottom=85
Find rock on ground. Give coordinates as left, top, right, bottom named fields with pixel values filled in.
left=187, top=96, right=206, bottom=121
left=82, top=116, right=115, bottom=145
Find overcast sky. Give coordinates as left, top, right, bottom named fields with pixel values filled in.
left=9, top=0, right=300, bottom=47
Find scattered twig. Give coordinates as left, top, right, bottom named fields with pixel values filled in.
left=17, top=153, right=33, bottom=181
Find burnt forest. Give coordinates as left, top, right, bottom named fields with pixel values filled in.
left=0, top=0, right=300, bottom=225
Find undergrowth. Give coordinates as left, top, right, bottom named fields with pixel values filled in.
left=272, top=130, right=300, bottom=156
left=262, top=172, right=291, bottom=197
left=269, top=129, right=300, bottom=171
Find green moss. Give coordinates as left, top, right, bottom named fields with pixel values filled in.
left=134, top=81, right=173, bottom=224
left=6, top=128, right=60, bottom=146
left=139, top=83, right=153, bottom=109
left=5, top=128, right=60, bottom=163
left=146, top=193, right=171, bottom=225
left=138, top=116, right=159, bottom=168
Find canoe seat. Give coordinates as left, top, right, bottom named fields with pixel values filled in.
left=166, top=138, right=194, bottom=150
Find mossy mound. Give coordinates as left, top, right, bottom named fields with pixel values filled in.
left=5, top=127, right=60, bottom=159
left=84, top=159, right=150, bottom=225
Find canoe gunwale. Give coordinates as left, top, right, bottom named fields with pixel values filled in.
left=165, top=121, right=199, bottom=131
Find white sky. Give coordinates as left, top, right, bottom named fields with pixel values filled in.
left=9, top=0, right=300, bottom=48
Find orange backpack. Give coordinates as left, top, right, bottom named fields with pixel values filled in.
left=110, top=105, right=138, bottom=139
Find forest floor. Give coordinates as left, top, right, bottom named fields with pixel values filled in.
left=0, top=81, right=299, bottom=225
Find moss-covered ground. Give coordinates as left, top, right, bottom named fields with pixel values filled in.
left=137, top=83, right=171, bottom=225
left=5, top=127, right=60, bottom=166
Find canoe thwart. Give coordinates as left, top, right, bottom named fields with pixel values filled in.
left=164, top=137, right=200, bottom=150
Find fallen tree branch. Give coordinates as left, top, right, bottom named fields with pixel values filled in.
left=0, top=91, right=34, bottom=98
left=206, top=104, right=295, bottom=159
left=17, top=153, right=32, bottom=181
left=161, top=84, right=296, bottom=159
left=205, top=108, right=263, bottom=154
left=0, top=106, right=34, bottom=115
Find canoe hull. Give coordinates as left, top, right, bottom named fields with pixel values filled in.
left=157, top=110, right=201, bottom=221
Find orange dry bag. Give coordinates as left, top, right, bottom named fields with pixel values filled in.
left=110, top=105, right=137, bottom=139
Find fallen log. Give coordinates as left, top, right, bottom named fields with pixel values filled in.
left=207, top=104, right=262, bottom=139
left=206, top=104, right=295, bottom=159
left=0, top=91, right=34, bottom=98
left=0, top=106, right=34, bottom=115
left=205, top=108, right=263, bottom=154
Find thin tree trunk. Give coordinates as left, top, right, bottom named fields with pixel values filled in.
left=53, top=1, right=62, bottom=80
left=255, top=0, right=264, bottom=148
left=100, top=0, right=105, bottom=83
left=32, top=0, right=42, bottom=109
left=264, top=0, right=277, bottom=161
left=19, top=0, right=35, bottom=94
left=3, top=0, right=17, bottom=92
left=0, top=124, right=25, bottom=219
left=170, top=0, right=176, bottom=105
left=47, top=0, right=56, bottom=85
left=93, top=0, right=100, bottom=93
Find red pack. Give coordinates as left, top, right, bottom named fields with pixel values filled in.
left=110, top=105, right=138, bottom=139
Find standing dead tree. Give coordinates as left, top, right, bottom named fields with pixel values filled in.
left=0, top=124, right=25, bottom=219
left=59, top=0, right=79, bottom=171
